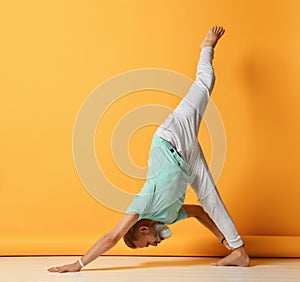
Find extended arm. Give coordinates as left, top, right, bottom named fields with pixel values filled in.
left=48, top=213, right=138, bottom=273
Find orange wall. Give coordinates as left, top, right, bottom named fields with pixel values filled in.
left=1, top=0, right=300, bottom=257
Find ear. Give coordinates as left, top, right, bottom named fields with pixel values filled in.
left=138, top=226, right=150, bottom=234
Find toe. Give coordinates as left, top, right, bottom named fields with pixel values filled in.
left=211, top=260, right=224, bottom=266
left=217, top=27, right=225, bottom=37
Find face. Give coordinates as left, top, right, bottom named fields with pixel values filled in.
left=133, top=226, right=159, bottom=248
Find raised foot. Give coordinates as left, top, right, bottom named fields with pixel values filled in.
left=211, top=246, right=250, bottom=267
left=200, top=26, right=225, bottom=49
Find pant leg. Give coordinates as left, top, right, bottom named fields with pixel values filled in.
left=156, top=46, right=244, bottom=248
left=189, top=142, right=244, bottom=249
left=156, top=46, right=215, bottom=163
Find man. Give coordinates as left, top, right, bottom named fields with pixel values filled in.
left=48, top=26, right=250, bottom=273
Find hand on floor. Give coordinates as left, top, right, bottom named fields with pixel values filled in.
left=47, top=261, right=81, bottom=273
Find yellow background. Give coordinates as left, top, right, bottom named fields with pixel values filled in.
left=1, top=0, right=300, bottom=257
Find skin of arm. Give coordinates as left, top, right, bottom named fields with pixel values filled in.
left=48, top=213, right=139, bottom=273
left=182, top=204, right=232, bottom=251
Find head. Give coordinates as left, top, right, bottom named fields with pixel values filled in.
left=123, top=219, right=172, bottom=249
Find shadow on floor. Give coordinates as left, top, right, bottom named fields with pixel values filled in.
left=82, top=257, right=216, bottom=271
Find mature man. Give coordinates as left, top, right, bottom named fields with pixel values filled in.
left=48, top=26, right=250, bottom=273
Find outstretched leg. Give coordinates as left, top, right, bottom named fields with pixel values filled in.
left=156, top=26, right=225, bottom=162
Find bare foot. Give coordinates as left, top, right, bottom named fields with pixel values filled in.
left=200, top=26, right=225, bottom=49
left=211, top=246, right=250, bottom=267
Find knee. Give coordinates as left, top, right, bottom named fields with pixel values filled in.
left=195, top=71, right=215, bottom=93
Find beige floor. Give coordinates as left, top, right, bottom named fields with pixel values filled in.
left=1, top=256, right=300, bottom=282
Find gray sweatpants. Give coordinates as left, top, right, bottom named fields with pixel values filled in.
left=156, top=46, right=244, bottom=249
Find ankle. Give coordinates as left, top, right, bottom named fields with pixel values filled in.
left=201, top=42, right=215, bottom=48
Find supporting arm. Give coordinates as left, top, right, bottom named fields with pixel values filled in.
left=182, top=204, right=231, bottom=250
left=48, top=213, right=138, bottom=272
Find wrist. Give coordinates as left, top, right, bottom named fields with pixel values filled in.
left=74, top=261, right=81, bottom=271
left=77, top=258, right=85, bottom=269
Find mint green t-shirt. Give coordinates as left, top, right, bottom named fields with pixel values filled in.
left=126, top=133, right=190, bottom=224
